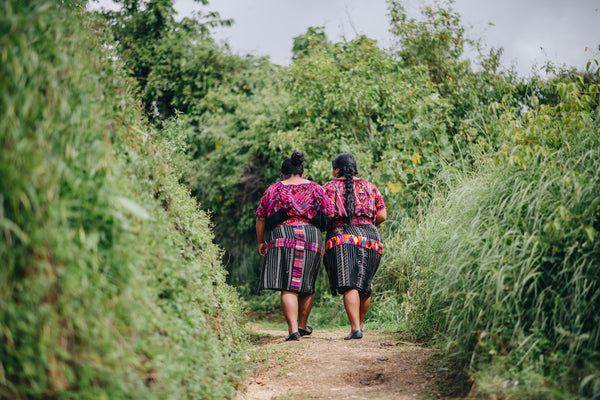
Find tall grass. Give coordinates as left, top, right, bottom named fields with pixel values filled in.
left=385, top=78, right=600, bottom=397
left=0, top=2, right=246, bottom=398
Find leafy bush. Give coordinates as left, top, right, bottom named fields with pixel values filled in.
left=396, top=75, right=600, bottom=398
left=0, top=2, right=245, bottom=398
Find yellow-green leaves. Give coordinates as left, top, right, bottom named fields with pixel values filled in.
left=387, top=182, right=402, bottom=193
left=411, top=152, right=422, bottom=165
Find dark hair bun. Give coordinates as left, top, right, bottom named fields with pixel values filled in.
left=290, top=151, right=305, bottom=166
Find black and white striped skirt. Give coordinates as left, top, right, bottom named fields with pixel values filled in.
left=256, top=223, right=324, bottom=294
left=324, top=224, right=383, bottom=297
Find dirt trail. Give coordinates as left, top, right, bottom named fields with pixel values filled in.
left=236, top=324, right=435, bottom=400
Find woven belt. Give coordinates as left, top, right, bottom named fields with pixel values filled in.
left=266, top=238, right=324, bottom=255
left=325, top=234, right=383, bottom=255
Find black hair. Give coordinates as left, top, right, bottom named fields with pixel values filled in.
left=332, top=153, right=358, bottom=224
left=281, top=151, right=305, bottom=176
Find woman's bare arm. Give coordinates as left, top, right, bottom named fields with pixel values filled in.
left=256, top=217, right=268, bottom=256
left=375, top=209, right=387, bottom=226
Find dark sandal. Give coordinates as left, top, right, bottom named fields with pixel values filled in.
left=285, top=331, right=301, bottom=341
left=344, top=329, right=363, bottom=340
left=299, top=326, right=313, bottom=336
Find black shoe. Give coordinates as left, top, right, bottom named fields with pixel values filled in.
left=299, top=326, right=313, bottom=336
left=285, top=331, right=301, bottom=341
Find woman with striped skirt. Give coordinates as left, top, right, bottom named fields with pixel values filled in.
left=255, top=152, right=334, bottom=341
left=323, top=153, right=387, bottom=340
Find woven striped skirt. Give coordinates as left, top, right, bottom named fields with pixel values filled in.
left=324, top=224, right=383, bottom=297
left=256, top=223, right=324, bottom=294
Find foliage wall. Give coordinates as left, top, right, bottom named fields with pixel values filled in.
left=0, top=1, right=245, bottom=398
left=388, top=74, right=600, bottom=398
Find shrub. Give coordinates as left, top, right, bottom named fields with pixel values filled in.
left=0, top=2, right=245, bottom=398
left=396, top=76, right=600, bottom=397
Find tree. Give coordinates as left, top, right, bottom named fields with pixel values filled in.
left=388, top=0, right=468, bottom=84
left=291, top=26, right=330, bottom=61
left=99, top=0, right=238, bottom=122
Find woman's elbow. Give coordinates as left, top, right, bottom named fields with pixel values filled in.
left=375, top=210, right=387, bottom=225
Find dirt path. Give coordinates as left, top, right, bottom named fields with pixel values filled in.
left=236, top=324, right=436, bottom=400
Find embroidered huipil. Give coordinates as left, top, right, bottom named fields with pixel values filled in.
left=323, top=179, right=386, bottom=227
left=255, top=181, right=334, bottom=220
left=256, top=181, right=334, bottom=264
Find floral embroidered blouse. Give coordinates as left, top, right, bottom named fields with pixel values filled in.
left=323, top=179, right=386, bottom=226
left=255, top=181, right=335, bottom=220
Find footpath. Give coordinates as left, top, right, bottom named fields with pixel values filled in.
left=236, top=324, right=437, bottom=400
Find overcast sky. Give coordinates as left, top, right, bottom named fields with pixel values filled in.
left=94, top=0, right=600, bottom=77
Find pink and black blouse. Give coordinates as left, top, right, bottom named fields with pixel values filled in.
left=255, top=181, right=335, bottom=220
left=323, top=179, right=386, bottom=227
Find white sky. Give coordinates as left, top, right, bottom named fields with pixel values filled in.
left=93, top=0, right=600, bottom=77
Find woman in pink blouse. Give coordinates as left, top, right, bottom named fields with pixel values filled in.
left=323, top=153, right=387, bottom=340
left=255, top=152, right=334, bottom=341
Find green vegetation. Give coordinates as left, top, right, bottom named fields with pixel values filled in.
left=394, top=76, right=600, bottom=398
left=101, top=0, right=600, bottom=397
left=1, top=1, right=245, bottom=398
left=3, top=0, right=599, bottom=398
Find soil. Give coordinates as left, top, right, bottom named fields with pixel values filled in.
left=236, top=324, right=439, bottom=400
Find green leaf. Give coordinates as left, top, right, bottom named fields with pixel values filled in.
left=584, top=225, right=596, bottom=243
left=114, top=197, right=150, bottom=220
